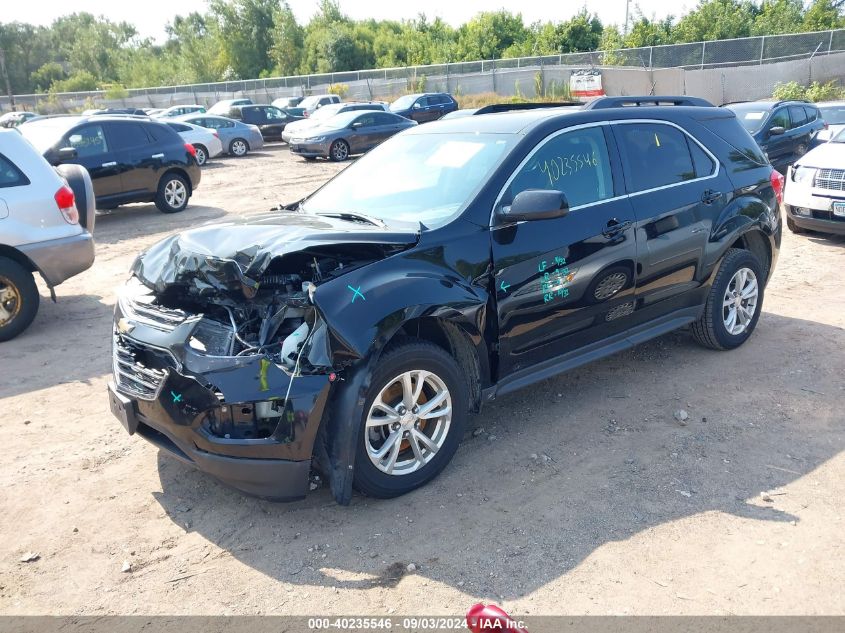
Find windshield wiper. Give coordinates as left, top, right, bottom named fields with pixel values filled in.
left=315, top=211, right=387, bottom=228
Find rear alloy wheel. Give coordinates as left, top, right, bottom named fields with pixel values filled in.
left=193, top=144, right=208, bottom=166
left=691, top=248, right=765, bottom=350
left=154, top=174, right=190, bottom=213
left=229, top=138, right=249, bottom=157
left=0, top=258, right=39, bottom=342
left=329, top=139, right=349, bottom=162
left=795, top=143, right=808, bottom=158
left=353, top=340, right=468, bottom=498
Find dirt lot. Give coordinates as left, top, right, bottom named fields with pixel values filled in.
left=1, top=144, right=843, bottom=617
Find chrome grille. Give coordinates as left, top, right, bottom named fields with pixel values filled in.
left=113, top=337, right=168, bottom=401
left=121, top=297, right=188, bottom=332
left=815, top=168, right=845, bottom=192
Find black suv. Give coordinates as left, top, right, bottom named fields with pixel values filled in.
left=109, top=96, right=782, bottom=504
left=19, top=115, right=201, bottom=213
left=389, top=92, right=459, bottom=122
left=725, top=100, right=824, bottom=173
left=226, top=104, right=293, bottom=141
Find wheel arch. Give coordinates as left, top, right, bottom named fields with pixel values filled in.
left=159, top=168, right=193, bottom=196
left=0, top=244, right=37, bottom=274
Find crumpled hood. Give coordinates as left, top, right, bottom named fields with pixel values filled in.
left=132, top=212, right=419, bottom=297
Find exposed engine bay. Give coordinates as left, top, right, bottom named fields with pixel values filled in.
left=121, top=244, right=404, bottom=442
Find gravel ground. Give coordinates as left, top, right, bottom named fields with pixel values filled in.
left=1, top=143, right=843, bottom=616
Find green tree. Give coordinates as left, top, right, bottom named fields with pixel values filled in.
left=269, top=1, right=305, bottom=75
left=165, top=13, right=228, bottom=83
left=51, top=13, right=136, bottom=82
left=752, top=0, right=805, bottom=35
left=50, top=70, right=99, bottom=93
left=0, top=22, right=53, bottom=93
left=555, top=10, right=604, bottom=52
left=455, top=11, right=529, bottom=61
left=31, top=62, right=66, bottom=92
left=802, top=0, right=845, bottom=31
left=672, top=0, right=757, bottom=42
left=209, top=0, right=280, bottom=79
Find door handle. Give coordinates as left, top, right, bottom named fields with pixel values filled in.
left=602, top=218, right=632, bottom=238
left=151, top=153, right=165, bottom=159
left=102, top=161, right=117, bottom=168
left=701, top=189, right=722, bottom=204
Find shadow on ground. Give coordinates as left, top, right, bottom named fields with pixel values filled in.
left=153, top=312, right=844, bottom=599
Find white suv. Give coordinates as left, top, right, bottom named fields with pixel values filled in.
left=0, top=129, right=95, bottom=340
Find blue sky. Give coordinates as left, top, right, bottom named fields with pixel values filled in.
left=4, top=0, right=686, bottom=41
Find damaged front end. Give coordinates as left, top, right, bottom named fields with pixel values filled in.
left=108, top=214, right=418, bottom=501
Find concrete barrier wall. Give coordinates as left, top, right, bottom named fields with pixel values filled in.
left=4, top=51, right=844, bottom=113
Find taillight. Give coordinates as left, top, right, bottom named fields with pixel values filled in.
left=185, top=143, right=197, bottom=158
left=213, top=131, right=219, bottom=139
left=823, top=121, right=829, bottom=129
left=55, top=185, right=79, bottom=224
left=770, top=169, right=785, bottom=204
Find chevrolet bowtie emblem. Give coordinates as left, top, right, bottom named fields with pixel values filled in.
left=117, top=318, right=136, bottom=334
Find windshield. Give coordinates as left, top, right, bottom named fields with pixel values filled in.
left=819, top=106, right=845, bottom=125
left=832, top=128, right=845, bottom=143
left=727, top=104, right=769, bottom=133
left=390, top=95, right=417, bottom=112
left=301, top=132, right=515, bottom=228
left=18, top=119, right=77, bottom=152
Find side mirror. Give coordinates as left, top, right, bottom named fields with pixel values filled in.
left=56, top=147, right=78, bottom=162
left=769, top=126, right=786, bottom=136
left=500, top=190, right=569, bottom=222
left=413, top=103, right=422, bottom=109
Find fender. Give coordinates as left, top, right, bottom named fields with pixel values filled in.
left=310, top=235, right=492, bottom=504
left=705, top=187, right=779, bottom=281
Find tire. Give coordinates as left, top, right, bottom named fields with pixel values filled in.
left=154, top=173, right=190, bottom=214
left=329, top=139, right=350, bottom=162
left=795, top=143, right=808, bottom=158
left=352, top=339, right=468, bottom=498
left=0, top=257, right=40, bottom=342
left=229, top=138, right=249, bottom=157
left=193, top=144, right=208, bottom=166
left=691, top=248, right=765, bottom=351
left=786, top=216, right=806, bottom=234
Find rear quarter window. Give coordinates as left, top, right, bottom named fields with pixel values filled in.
left=0, top=153, right=30, bottom=188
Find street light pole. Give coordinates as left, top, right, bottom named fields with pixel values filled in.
left=624, top=0, right=631, bottom=36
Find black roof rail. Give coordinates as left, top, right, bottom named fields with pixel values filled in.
left=475, top=102, right=581, bottom=114
left=584, top=96, right=715, bottom=109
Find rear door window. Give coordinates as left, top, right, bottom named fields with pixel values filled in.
left=789, top=106, right=808, bottom=127
left=615, top=123, right=697, bottom=192
left=0, top=153, right=30, bottom=188
left=109, top=122, right=151, bottom=150
left=65, top=125, right=108, bottom=157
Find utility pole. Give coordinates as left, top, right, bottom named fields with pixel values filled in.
left=0, top=49, right=15, bottom=112
left=624, top=0, right=631, bottom=35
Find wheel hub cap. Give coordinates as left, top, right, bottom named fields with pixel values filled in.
left=365, top=369, right=452, bottom=476
left=722, top=267, right=758, bottom=336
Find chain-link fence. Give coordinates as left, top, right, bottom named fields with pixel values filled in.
left=4, top=28, right=844, bottom=112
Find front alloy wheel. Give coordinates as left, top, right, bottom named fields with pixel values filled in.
left=352, top=339, right=468, bottom=498
left=365, top=370, right=453, bottom=475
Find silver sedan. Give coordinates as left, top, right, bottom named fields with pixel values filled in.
left=174, top=114, right=264, bottom=157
